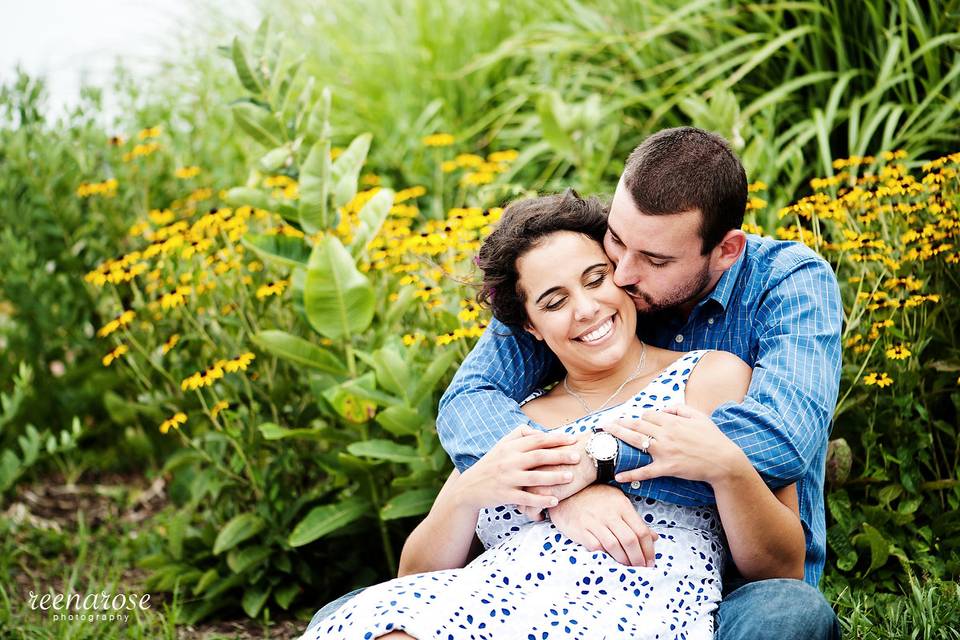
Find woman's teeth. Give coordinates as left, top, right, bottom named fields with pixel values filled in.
left=578, top=316, right=614, bottom=343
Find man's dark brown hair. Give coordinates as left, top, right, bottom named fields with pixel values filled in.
left=622, top=127, right=747, bottom=254
left=476, top=189, right=608, bottom=328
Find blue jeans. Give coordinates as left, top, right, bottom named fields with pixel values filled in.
left=306, top=578, right=839, bottom=639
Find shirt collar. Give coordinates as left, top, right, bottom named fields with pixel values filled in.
left=699, top=245, right=747, bottom=313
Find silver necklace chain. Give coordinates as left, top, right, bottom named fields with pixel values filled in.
left=562, top=341, right=647, bottom=415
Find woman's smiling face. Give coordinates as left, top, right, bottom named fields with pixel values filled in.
left=517, top=231, right=638, bottom=374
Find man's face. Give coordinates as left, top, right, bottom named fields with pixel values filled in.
left=603, top=179, right=716, bottom=315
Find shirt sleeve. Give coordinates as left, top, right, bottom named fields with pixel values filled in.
left=436, top=317, right=556, bottom=471
left=613, top=257, right=843, bottom=499
left=711, top=258, right=843, bottom=487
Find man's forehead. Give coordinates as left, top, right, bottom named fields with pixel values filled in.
left=607, top=198, right=702, bottom=251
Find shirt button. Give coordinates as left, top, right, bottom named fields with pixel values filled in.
left=707, top=318, right=715, bottom=325
left=675, top=334, right=684, bottom=344
left=631, top=481, right=641, bottom=489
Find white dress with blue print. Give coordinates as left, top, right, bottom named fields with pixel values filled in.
left=309, top=350, right=725, bottom=640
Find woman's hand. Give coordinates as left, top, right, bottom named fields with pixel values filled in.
left=547, top=485, right=659, bottom=567
left=604, top=405, right=748, bottom=486
left=455, top=425, right=582, bottom=511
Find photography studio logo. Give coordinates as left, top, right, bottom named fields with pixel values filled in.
left=28, top=589, right=152, bottom=623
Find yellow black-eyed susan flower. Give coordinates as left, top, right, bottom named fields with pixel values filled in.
left=159, top=412, right=187, bottom=434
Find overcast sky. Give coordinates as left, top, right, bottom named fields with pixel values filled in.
left=0, top=0, right=257, bottom=118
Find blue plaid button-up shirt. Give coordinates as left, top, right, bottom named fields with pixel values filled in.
left=437, top=235, right=843, bottom=587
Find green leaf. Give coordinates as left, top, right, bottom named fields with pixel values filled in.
left=347, top=439, right=421, bottom=464
left=274, top=582, right=300, bottom=610
left=232, top=102, right=283, bottom=148
left=288, top=496, right=369, bottom=547
left=330, top=133, right=372, bottom=207
left=213, top=513, right=265, bottom=555
left=251, top=330, right=347, bottom=375
left=258, top=146, right=291, bottom=172
left=242, top=233, right=310, bottom=268
left=193, top=569, right=219, bottom=595
left=257, top=422, right=329, bottom=441
left=372, top=347, right=409, bottom=397
left=167, top=509, right=190, bottom=561
left=227, top=545, right=272, bottom=574
left=350, top=189, right=394, bottom=256
left=381, top=488, right=440, bottom=520
left=322, top=373, right=379, bottom=423
left=232, top=36, right=264, bottom=95
left=827, top=526, right=858, bottom=572
left=536, top=92, right=575, bottom=158
left=304, top=235, right=375, bottom=340
left=375, top=405, right=423, bottom=437
left=411, top=350, right=458, bottom=403
left=241, top=583, right=271, bottom=618
left=224, top=186, right=272, bottom=210
left=855, top=522, right=890, bottom=574
left=298, top=140, right=330, bottom=233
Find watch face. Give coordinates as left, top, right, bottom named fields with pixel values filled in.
left=588, top=432, right=617, bottom=461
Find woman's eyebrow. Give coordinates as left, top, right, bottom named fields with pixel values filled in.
left=535, top=286, right=562, bottom=304
left=535, top=263, right=607, bottom=303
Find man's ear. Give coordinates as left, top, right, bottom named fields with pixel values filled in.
left=711, top=229, right=747, bottom=271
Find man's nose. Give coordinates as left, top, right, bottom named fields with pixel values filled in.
left=613, top=254, right=642, bottom=288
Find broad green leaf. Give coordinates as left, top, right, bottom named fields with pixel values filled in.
left=827, top=526, right=858, bottom=572
left=232, top=36, right=263, bottom=95
left=381, top=488, right=440, bottom=520
left=411, top=350, right=458, bottom=403
left=350, top=189, right=394, bottom=256
left=193, top=569, right=219, bottom=595
left=258, top=422, right=329, bottom=441
left=251, top=330, right=347, bottom=375
left=375, top=405, right=423, bottom=437
left=372, top=347, right=409, bottom=397
left=330, top=133, right=372, bottom=207
left=242, top=583, right=271, bottom=618
left=258, top=146, right=291, bottom=172
left=322, top=373, right=379, bottom=423
left=536, top=93, right=575, bottom=158
left=213, top=513, right=265, bottom=555
left=347, top=439, right=420, bottom=464
left=227, top=545, right=272, bottom=574
left=304, top=235, right=375, bottom=340
left=225, top=186, right=272, bottom=210
left=288, top=496, right=368, bottom=547
left=242, top=233, right=310, bottom=268
left=298, top=140, right=330, bottom=233
left=231, top=102, right=283, bottom=148
left=167, top=509, right=190, bottom=561
left=252, top=18, right=270, bottom=59
left=855, top=522, right=890, bottom=574
left=274, top=582, right=300, bottom=610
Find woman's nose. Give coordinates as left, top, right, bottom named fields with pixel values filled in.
left=573, top=293, right=601, bottom=322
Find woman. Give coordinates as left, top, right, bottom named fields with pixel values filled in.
left=306, top=191, right=804, bottom=640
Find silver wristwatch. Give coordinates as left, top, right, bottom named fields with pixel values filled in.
left=585, top=427, right=618, bottom=483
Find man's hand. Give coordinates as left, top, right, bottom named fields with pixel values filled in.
left=518, top=431, right=597, bottom=520
left=547, top=484, right=658, bottom=567
left=605, top=405, right=747, bottom=485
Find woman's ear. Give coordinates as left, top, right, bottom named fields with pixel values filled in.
left=524, top=323, right=544, bottom=341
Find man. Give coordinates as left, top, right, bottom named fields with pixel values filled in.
left=435, top=127, right=842, bottom=639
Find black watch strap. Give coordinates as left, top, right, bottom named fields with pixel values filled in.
left=596, top=458, right=615, bottom=484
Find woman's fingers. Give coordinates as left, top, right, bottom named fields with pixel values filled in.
left=518, top=469, right=574, bottom=487
left=520, top=447, right=581, bottom=468
left=511, top=489, right=559, bottom=510
left=614, top=460, right=666, bottom=484
left=515, top=430, right=578, bottom=451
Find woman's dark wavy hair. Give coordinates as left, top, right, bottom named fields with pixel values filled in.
left=476, top=189, right=609, bottom=328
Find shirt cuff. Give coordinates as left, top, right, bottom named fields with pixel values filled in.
left=612, top=439, right=652, bottom=490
